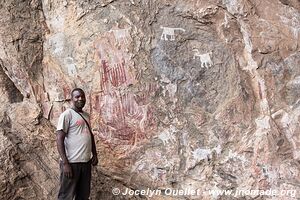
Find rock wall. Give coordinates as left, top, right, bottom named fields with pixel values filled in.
left=0, top=0, right=300, bottom=199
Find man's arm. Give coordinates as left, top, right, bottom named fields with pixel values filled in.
left=56, top=130, right=72, bottom=178
left=90, top=133, right=98, bottom=166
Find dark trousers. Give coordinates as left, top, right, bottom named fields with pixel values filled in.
left=58, top=161, right=91, bottom=200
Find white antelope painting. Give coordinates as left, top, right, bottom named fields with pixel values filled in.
left=160, top=26, right=186, bottom=41
left=192, top=49, right=213, bottom=69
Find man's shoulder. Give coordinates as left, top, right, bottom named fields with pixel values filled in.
left=60, top=108, right=73, bottom=117
left=60, top=108, right=90, bottom=118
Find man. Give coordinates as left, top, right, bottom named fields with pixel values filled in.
left=56, top=88, right=98, bottom=200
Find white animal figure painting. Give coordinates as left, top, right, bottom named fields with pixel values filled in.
left=67, top=64, right=77, bottom=77
left=65, top=57, right=77, bottom=77
left=192, top=49, right=213, bottom=69
left=158, top=127, right=176, bottom=145
left=109, top=28, right=131, bottom=44
left=192, top=148, right=211, bottom=161
left=160, top=26, right=186, bottom=41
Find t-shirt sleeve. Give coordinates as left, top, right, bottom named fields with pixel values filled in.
left=56, top=110, right=71, bottom=133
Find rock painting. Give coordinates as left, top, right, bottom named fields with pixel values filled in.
left=94, top=32, right=135, bottom=91
left=100, top=59, right=129, bottom=89
left=192, top=145, right=222, bottom=161
left=192, top=49, right=213, bottom=68
left=67, top=64, right=77, bottom=77
left=93, top=28, right=158, bottom=152
left=131, top=151, right=172, bottom=184
left=160, top=26, right=185, bottom=41
left=192, top=148, right=211, bottom=161
left=65, top=57, right=77, bottom=77
left=158, top=126, right=177, bottom=145
left=109, top=28, right=131, bottom=44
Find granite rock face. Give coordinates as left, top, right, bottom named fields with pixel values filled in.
left=0, top=0, right=300, bottom=199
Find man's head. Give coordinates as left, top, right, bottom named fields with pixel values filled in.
left=71, top=88, right=86, bottom=110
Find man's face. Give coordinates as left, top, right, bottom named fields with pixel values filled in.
left=71, top=90, right=86, bottom=109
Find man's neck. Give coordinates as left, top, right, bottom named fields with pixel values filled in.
left=72, top=107, right=83, bottom=113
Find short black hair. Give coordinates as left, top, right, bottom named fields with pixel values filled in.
left=71, top=88, right=85, bottom=98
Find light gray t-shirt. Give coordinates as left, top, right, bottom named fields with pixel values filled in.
left=56, top=108, right=92, bottom=163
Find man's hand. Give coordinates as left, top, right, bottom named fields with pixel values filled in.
left=63, top=163, right=73, bottom=178
left=91, top=155, right=98, bottom=166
